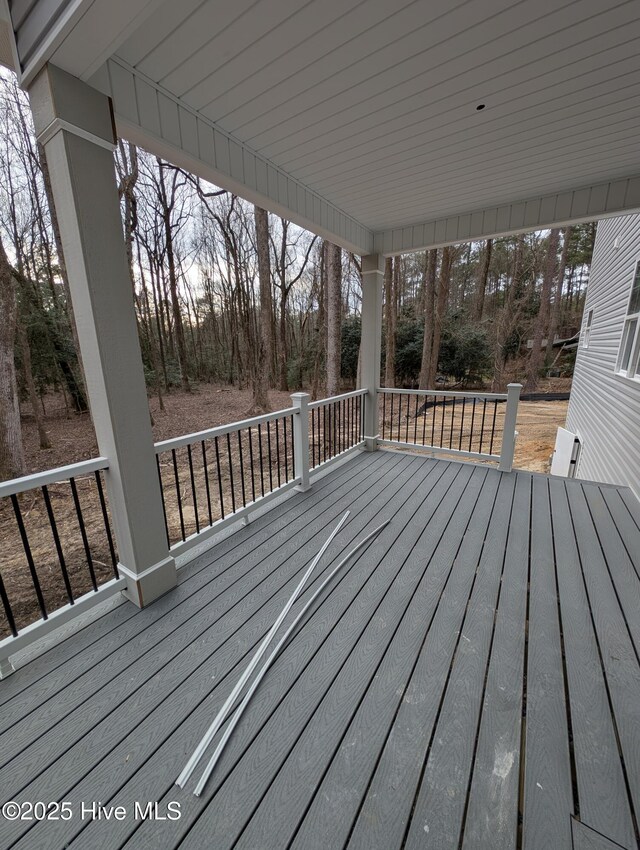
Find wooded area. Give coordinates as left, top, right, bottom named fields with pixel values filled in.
left=0, top=69, right=594, bottom=482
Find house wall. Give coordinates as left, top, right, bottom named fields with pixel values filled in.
left=566, top=213, right=640, bottom=496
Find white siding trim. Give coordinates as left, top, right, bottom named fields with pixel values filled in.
left=374, top=178, right=640, bottom=255
left=99, top=57, right=373, bottom=255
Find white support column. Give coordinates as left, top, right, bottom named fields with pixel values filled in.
left=499, top=383, right=522, bottom=472
left=28, top=64, right=176, bottom=607
left=360, top=254, right=385, bottom=451
left=291, top=392, right=311, bottom=492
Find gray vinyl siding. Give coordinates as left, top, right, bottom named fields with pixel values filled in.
left=566, top=213, right=640, bottom=496
left=9, top=0, right=73, bottom=68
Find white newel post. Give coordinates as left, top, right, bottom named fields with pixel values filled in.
left=291, top=393, right=311, bottom=492
left=360, top=254, right=385, bottom=451
left=499, top=383, right=522, bottom=472
left=28, top=65, right=176, bottom=607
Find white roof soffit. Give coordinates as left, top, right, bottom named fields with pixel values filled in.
left=11, top=0, right=640, bottom=255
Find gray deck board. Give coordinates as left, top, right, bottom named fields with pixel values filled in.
left=461, top=471, right=531, bottom=850
left=6, top=452, right=426, bottom=849
left=549, top=478, right=636, bottom=849
left=0, top=451, right=639, bottom=850
left=403, top=471, right=517, bottom=849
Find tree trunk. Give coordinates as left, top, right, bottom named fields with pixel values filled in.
left=546, top=226, right=572, bottom=358
left=0, top=234, right=26, bottom=479
left=326, top=242, right=342, bottom=396
left=473, top=238, right=492, bottom=321
left=525, top=228, right=560, bottom=392
left=492, top=234, right=524, bottom=391
left=418, top=249, right=437, bottom=389
left=383, top=257, right=396, bottom=387
left=250, top=206, right=271, bottom=413
left=429, top=246, right=453, bottom=387
left=38, top=142, right=88, bottom=412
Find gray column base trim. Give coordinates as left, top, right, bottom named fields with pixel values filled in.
left=118, top=555, right=177, bottom=608
left=364, top=434, right=380, bottom=452
left=0, top=658, right=15, bottom=679
left=37, top=117, right=116, bottom=152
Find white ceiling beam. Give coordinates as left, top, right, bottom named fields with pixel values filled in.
left=92, top=58, right=373, bottom=255
left=373, top=176, right=640, bottom=255
left=16, top=0, right=168, bottom=87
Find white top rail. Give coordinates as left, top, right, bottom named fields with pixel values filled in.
left=0, top=457, right=110, bottom=499
left=308, top=388, right=368, bottom=410
left=377, top=387, right=508, bottom=401
left=154, top=406, right=298, bottom=454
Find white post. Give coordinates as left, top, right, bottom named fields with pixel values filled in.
left=360, top=254, right=384, bottom=451
left=291, top=392, right=311, bottom=491
left=499, top=383, right=522, bottom=472
left=28, top=65, right=176, bottom=607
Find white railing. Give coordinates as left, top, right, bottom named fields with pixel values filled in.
left=0, top=458, right=125, bottom=677
left=154, top=403, right=301, bottom=556
left=308, top=389, right=367, bottom=472
left=153, top=389, right=368, bottom=557
left=377, top=383, right=521, bottom=471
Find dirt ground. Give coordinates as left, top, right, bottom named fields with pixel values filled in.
left=3, top=383, right=568, bottom=637
left=514, top=399, right=569, bottom=473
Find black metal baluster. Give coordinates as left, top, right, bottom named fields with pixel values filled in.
left=237, top=431, right=246, bottom=508
left=226, top=432, right=236, bottom=512
left=257, top=424, right=265, bottom=498
left=430, top=395, right=436, bottom=446
left=266, top=421, right=274, bottom=491
left=247, top=429, right=256, bottom=502
left=275, top=419, right=282, bottom=487
left=489, top=399, right=499, bottom=455
left=323, top=405, right=327, bottom=463
left=94, top=471, right=118, bottom=576
left=42, top=485, right=74, bottom=603
left=0, top=573, right=17, bottom=637
left=397, top=392, right=402, bottom=441
left=404, top=394, right=409, bottom=443
left=187, top=444, right=200, bottom=534
left=422, top=395, right=428, bottom=446
left=172, top=449, right=186, bottom=542
left=382, top=392, right=387, bottom=440
left=469, top=398, right=477, bottom=452
left=479, top=399, right=487, bottom=454
left=439, top=395, right=446, bottom=448
left=11, top=494, right=48, bottom=619
left=283, top=417, right=289, bottom=482
left=156, top=456, right=171, bottom=548
left=201, top=441, right=214, bottom=526
left=449, top=396, right=456, bottom=448
left=459, top=397, right=466, bottom=451
left=389, top=392, right=394, bottom=441
left=413, top=394, right=419, bottom=444
left=327, top=404, right=332, bottom=459
left=70, top=478, right=98, bottom=591
left=311, top=406, right=316, bottom=468
left=214, top=436, right=225, bottom=519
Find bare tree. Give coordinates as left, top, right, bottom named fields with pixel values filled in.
left=0, top=231, right=25, bottom=478
left=326, top=242, right=342, bottom=396
left=251, top=205, right=271, bottom=412
left=525, top=228, right=560, bottom=391
left=546, top=226, right=572, bottom=359
left=473, top=238, right=492, bottom=320
left=419, top=248, right=438, bottom=389
left=383, top=257, right=396, bottom=387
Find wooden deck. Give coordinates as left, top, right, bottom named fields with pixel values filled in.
left=0, top=450, right=639, bottom=850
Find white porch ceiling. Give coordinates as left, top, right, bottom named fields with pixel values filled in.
left=8, top=0, right=640, bottom=253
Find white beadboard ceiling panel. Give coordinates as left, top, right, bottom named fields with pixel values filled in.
left=10, top=0, right=640, bottom=251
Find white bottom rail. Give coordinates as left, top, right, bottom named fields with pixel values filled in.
left=0, top=577, right=126, bottom=678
